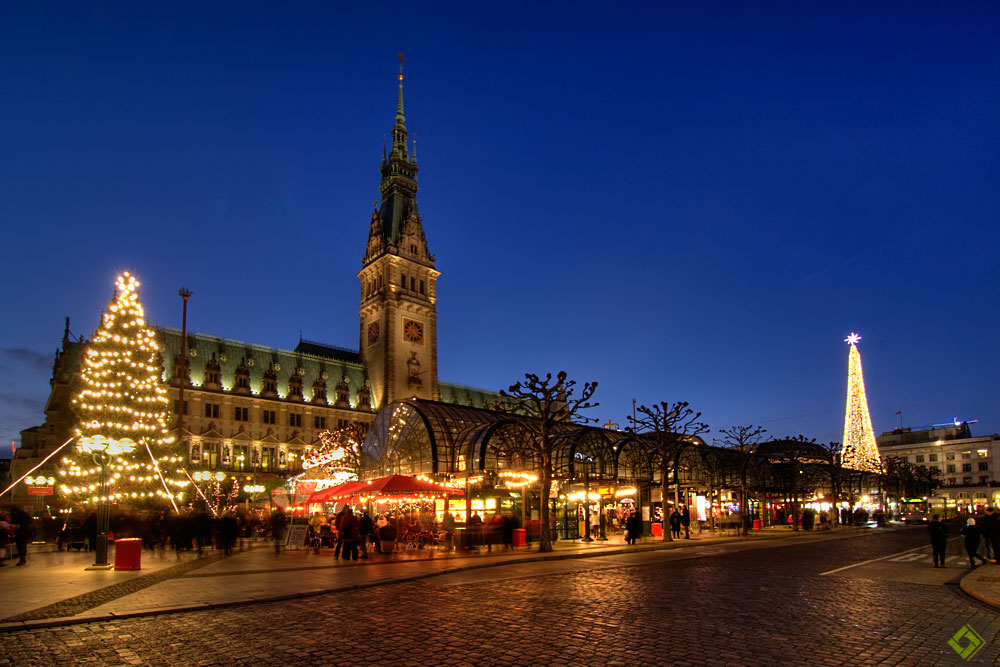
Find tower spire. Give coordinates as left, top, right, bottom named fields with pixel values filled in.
left=396, top=51, right=406, bottom=126
left=370, top=53, right=422, bottom=253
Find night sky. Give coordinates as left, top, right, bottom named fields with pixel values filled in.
left=2, top=2, right=998, bottom=458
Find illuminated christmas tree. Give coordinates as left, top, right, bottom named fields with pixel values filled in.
left=841, top=333, right=882, bottom=473
left=60, top=272, right=187, bottom=509
left=297, top=423, right=365, bottom=486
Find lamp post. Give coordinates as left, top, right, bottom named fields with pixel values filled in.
left=177, top=287, right=193, bottom=457
left=79, top=435, right=137, bottom=568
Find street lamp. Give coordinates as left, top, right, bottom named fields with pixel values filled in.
left=79, top=435, right=137, bottom=568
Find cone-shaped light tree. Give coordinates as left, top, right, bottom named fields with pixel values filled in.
left=841, top=333, right=882, bottom=474
left=60, top=272, right=188, bottom=509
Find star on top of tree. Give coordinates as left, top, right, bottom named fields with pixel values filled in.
left=845, top=332, right=861, bottom=346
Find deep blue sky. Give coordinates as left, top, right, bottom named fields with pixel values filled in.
left=2, top=2, right=998, bottom=458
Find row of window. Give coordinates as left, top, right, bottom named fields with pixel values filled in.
left=912, top=449, right=989, bottom=464
left=175, top=401, right=347, bottom=430
left=945, top=476, right=991, bottom=486
left=399, top=271, right=426, bottom=295
left=190, top=442, right=302, bottom=473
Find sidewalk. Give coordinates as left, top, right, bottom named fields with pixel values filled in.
left=960, top=562, right=1000, bottom=610
left=0, top=525, right=890, bottom=632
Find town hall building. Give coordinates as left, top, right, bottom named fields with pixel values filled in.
left=13, top=70, right=497, bottom=498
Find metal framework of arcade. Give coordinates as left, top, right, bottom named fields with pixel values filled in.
left=359, top=399, right=714, bottom=537
left=360, top=399, right=883, bottom=538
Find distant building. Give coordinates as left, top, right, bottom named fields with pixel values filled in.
left=877, top=421, right=1000, bottom=511
left=11, top=71, right=498, bottom=506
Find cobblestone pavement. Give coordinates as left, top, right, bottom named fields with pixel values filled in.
left=3, top=554, right=225, bottom=622
left=2, top=529, right=998, bottom=666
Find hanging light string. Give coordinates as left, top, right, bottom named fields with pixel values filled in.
left=0, top=436, right=75, bottom=499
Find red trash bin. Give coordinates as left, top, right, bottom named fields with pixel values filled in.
left=651, top=522, right=662, bottom=537
left=114, top=538, right=143, bottom=571
left=512, top=528, right=527, bottom=547
left=752, top=519, right=762, bottom=531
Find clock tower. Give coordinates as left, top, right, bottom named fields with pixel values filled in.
left=359, top=63, right=440, bottom=410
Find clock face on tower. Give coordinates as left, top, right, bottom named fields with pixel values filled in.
left=367, top=321, right=380, bottom=345
left=403, top=319, right=424, bottom=344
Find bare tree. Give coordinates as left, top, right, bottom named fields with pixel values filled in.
left=500, top=371, right=598, bottom=552
left=716, top=425, right=767, bottom=536
left=773, top=435, right=818, bottom=531
left=816, top=441, right=844, bottom=528
left=629, top=401, right=708, bottom=541
left=313, top=421, right=369, bottom=478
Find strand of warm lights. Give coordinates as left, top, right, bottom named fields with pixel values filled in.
left=59, top=272, right=189, bottom=509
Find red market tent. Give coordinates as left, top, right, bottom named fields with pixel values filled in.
left=310, top=474, right=463, bottom=503
left=307, top=480, right=369, bottom=504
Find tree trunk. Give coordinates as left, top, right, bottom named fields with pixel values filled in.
left=662, top=462, right=672, bottom=541
left=740, top=466, right=750, bottom=536
left=539, top=451, right=553, bottom=552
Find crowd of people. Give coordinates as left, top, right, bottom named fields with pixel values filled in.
left=941, top=506, right=1000, bottom=569
left=302, top=507, right=525, bottom=557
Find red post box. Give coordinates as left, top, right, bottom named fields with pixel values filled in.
left=114, top=538, right=143, bottom=571
left=512, top=528, right=527, bottom=547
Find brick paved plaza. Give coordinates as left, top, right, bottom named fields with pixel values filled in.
left=2, top=527, right=999, bottom=665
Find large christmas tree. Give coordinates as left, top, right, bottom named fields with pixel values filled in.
left=841, top=333, right=882, bottom=473
left=60, top=272, right=187, bottom=509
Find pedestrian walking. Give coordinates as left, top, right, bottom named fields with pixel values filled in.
left=8, top=506, right=34, bottom=566
left=358, top=511, right=373, bottom=559
left=928, top=514, right=949, bottom=568
left=986, top=507, right=1000, bottom=564
left=0, top=510, right=10, bottom=566
left=339, top=507, right=360, bottom=561
left=625, top=510, right=641, bottom=545
left=269, top=508, right=287, bottom=556
left=981, top=507, right=996, bottom=561
left=669, top=509, right=681, bottom=539
left=680, top=506, right=691, bottom=539
left=961, top=517, right=988, bottom=568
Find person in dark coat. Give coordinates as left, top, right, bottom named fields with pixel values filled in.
left=218, top=511, right=238, bottom=557
left=269, top=509, right=287, bottom=556
left=339, top=508, right=360, bottom=561
left=358, top=511, right=374, bottom=559
left=985, top=507, right=1000, bottom=563
left=625, top=510, right=641, bottom=545
left=8, top=506, right=34, bottom=566
left=194, top=510, right=213, bottom=557
left=928, top=514, right=949, bottom=568
left=669, top=509, right=681, bottom=539
left=0, top=510, right=11, bottom=566
left=961, top=517, right=988, bottom=568
left=680, top=506, right=691, bottom=539
left=980, top=508, right=996, bottom=561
